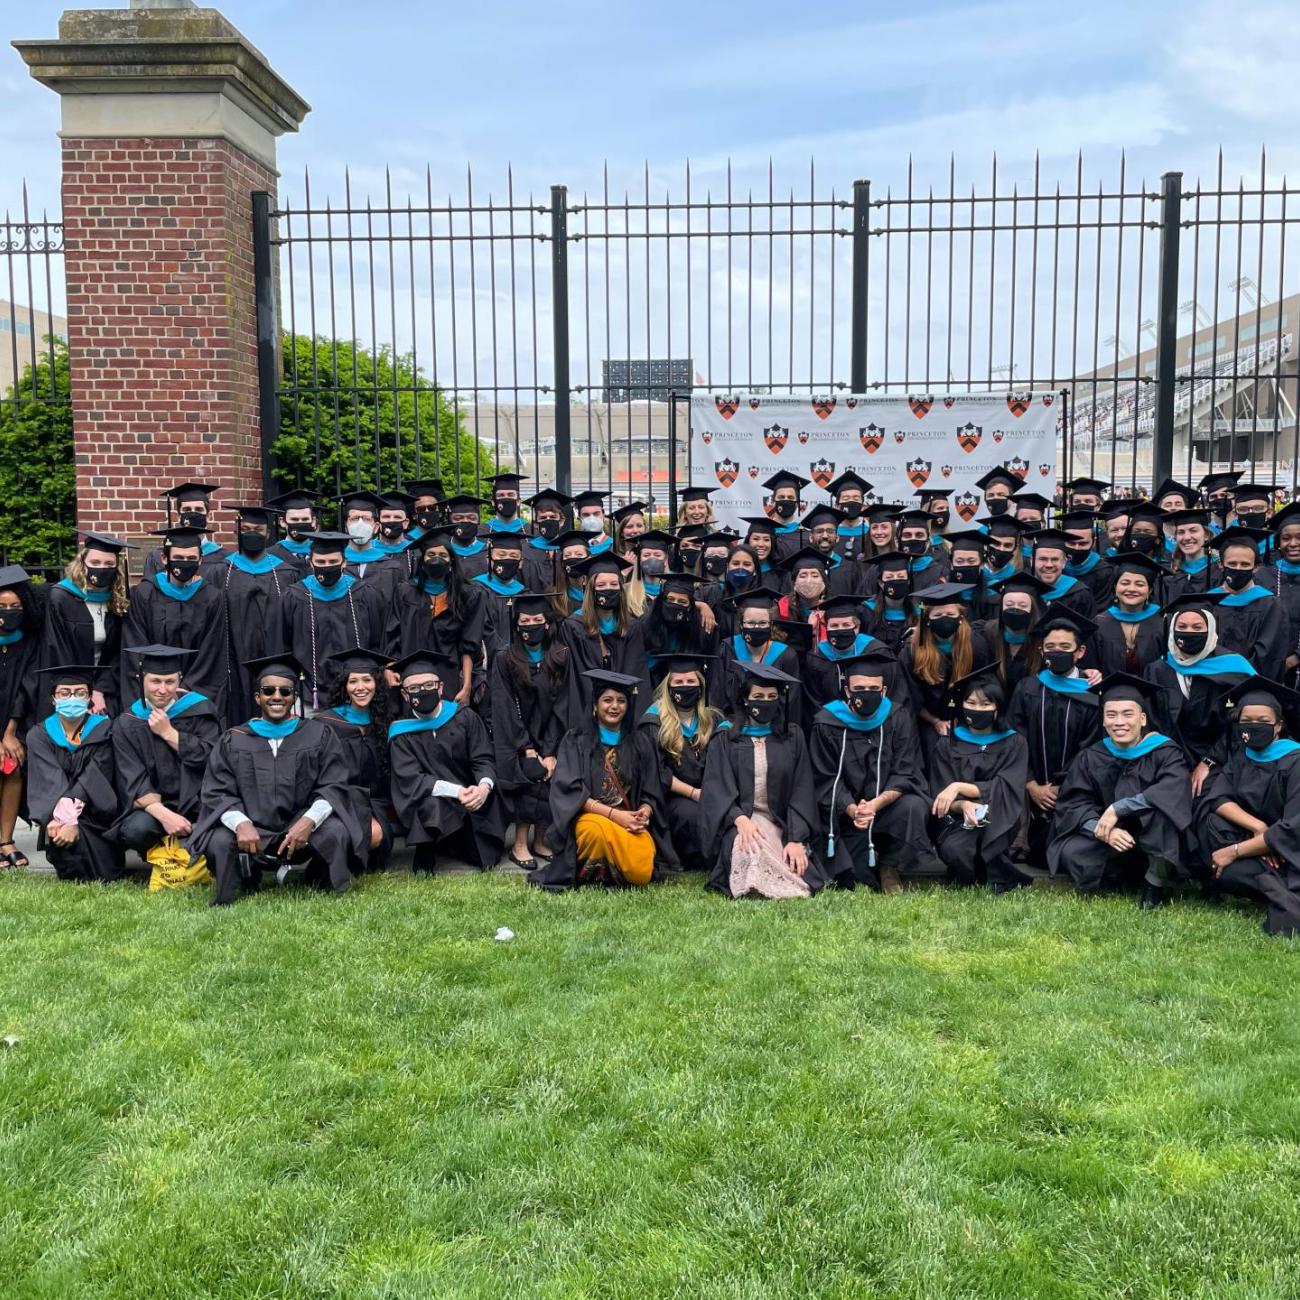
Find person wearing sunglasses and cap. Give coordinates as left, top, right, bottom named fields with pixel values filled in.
left=189, top=655, right=364, bottom=906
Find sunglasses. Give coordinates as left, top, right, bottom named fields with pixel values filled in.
left=259, top=685, right=297, bottom=698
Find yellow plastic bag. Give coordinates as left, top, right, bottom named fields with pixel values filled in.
left=146, top=835, right=212, bottom=892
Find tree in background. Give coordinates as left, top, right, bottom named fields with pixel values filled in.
left=272, top=335, right=504, bottom=500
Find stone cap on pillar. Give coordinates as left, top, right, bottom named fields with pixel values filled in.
left=14, top=7, right=310, bottom=172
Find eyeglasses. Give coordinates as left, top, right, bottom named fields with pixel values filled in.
left=53, top=687, right=91, bottom=700
left=259, top=685, right=297, bottom=698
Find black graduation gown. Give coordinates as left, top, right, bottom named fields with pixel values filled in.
left=0, top=630, right=39, bottom=735
left=142, top=543, right=228, bottom=581
left=1142, top=656, right=1254, bottom=766
left=712, top=638, right=805, bottom=728
left=1196, top=747, right=1300, bottom=934
left=801, top=640, right=902, bottom=716
left=1263, top=567, right=1300, bottom=674
left=190, top=718, right=365, bottom=903
left=1164, top=561, right=1216, bottom=600
left=39, top=586, right=124, bottom=717
left=899, top=634, right=993, bottom=760
left=531, top=726, right=677, bottom=890
left=700, top=726, right=830, bottom=896
left=972, top=622, right=1033, bottom=696
left=1038, top=579, right=1095, bottom=621
left=473, top=578, right=529, bottom=655
left=110, top=697, right=221, bottom=824
left=121, top=577, right=227, bottom=717
left=929, top=730, right=1030, bottom=867
left=522, top=539, right=564, bottom=593
left=635, top=706, right=722, bottom=868
left=318, top=710, right=390, bottom=868
left=386, top=580, right=487, bottom=677
left=1090, top=612, right=1165, bottom=678
left=1063, top=554, right=1111, bottom=604
left=487, top=647, right=568, bottom=826
left=558, top=613, right=654, bottom=723
left=1006, top=674, right=1102, bottom=785
left=267, top=540, right=312, bottom=574
left=24, top=716, right=124, bottom=881
left=278, top=578, right=389, bottom=706
left=450, top=539, right=491, bottom=581
left=1047, top=738, right=1191, bottom=878
left=388, top=706, right=505, bottom=868
left=1211, top=589, right=1288, bottom=678
left=214, top=557, right=293, bottom=725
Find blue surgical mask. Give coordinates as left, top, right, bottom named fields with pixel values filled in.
left=54, top=696, right=90, bottom=720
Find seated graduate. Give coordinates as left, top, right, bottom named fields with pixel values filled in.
left=533, top=668, right=675, bottom=890
left=0, top=565, right=42, bottom=870
left=929, top=667, right=1031, bottom=893
left=1194, top=678, right=1300, bottom=937
left=317, top=647, right=396, bottom=873
left=486, top=593, right=570, bottom=871
left=713, top=586, right=804, bottom=726
left=1142, top=592, right=1258, bottom=791
left=25, top=664, right=123, bottom=882
left=1091, top=553, right=1166, bottom=677
left=111, top=644, right=221, bottom=869
left=473, top=533, right=528, bottom=653
left=809, top=649, right=930, bottom=894
left=1006, top=607, right=1102, bottom=867
left=862, top=551, right=916, bottom=649
left=701, top=661, right=829, bottom=899
left=189, top=654, right=364, bottom=906
left=1047, top=672, right=1192, bottom=907
left=642, top=568, right=716, bottom=685
left=638, top=653, right=729, bottom=869
left=387, top=651, right=504, bottom=873
left=1206, top=527, right=1288, bottom=677
left=899, top=581, right=988, bottom=755
left=803, top=593, right=889, bottom=716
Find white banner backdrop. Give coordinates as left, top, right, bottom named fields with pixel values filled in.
left=689, top=392, right=1062, bottom=532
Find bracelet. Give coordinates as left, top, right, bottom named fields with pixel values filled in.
left=1234, top=843, right=1241, bottom=860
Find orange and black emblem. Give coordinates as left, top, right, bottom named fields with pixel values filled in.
left=943, top=397, right=956, bottom=409
left=1006, top=393, right=1031, bottom=418
left=940, top=464, right=953, bottom=478
left=909, top=395, right=933, bottom=419
left=714, top=458, right=740, bottom=488
left=906, top=457, right=932, bottom=488
left=859, top=424, right=884, bottom=454
left=749, top=397, right=761, bottom=410
left=954, top=491, right=980, bottom=521
left=956, top=422, right=981, bottom=453
left=812, top=397, right=837, bottom=420
left=810, top=458, right=835, bottom=488
left=764, top=424, right=789, bottom=454
left=1038, top=463, right=1052, bottom=477
left=1005, top=456, right=1029, bottom=480
left=715, top=396, right=739, bottom=420
left=992, top=429, right=1005, bottom=443
left=1041, top=394, right=1054, bottom=407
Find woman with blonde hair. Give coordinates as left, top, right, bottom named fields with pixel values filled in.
left=675, top=485, right=718, bottom=529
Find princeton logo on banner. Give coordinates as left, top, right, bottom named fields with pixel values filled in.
left=690, top=392, right=1061, bottom=531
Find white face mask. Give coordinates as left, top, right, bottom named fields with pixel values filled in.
left=347, top=519, right=374, bottom=545
left=579, top=515, right=604, bottom=534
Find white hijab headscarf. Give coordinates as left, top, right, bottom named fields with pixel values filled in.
left=1167, top=607, right=1220, bottom=697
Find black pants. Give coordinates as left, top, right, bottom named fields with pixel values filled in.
left=119, top=809, right=167, bottom=857
left=1056, top=829, right=1166, bottom=892
left=833, top=792, right=930, bottom=889
left=206, top=821, right=352, bottom=906
left=935, top=823, right=1028, bottom=889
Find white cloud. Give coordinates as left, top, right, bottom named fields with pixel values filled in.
left=1171, top=1, right=1300, bottom=119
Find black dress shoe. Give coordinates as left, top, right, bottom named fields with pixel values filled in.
left=1140, top=884, right=1168, bottom=909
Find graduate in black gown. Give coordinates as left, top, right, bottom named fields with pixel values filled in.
left=532, top=668, right=676, bottom=890
left=41, top=532, right=130, bottom=719
left=827, top=469, right=872, bottom=563
left=701, top=662, right=830, bottom=898
left=1006, top=607, right=1102, bottom=867
left=121, top=525, right=227, bottom=718
left=928, top=667, right=1031, bottom=892
left=1163, top=508, right=1216, bottom=598
left=111, top=645, right=221, bottom=868
left=442, top=493, right=491, bottom=581
left=472, top=532, right=529, bottom=653
left=1205, top=527, right=1288, bottom=677
left=809, top=650, right=931, bottom=893
left=802, top=593, right=895, bottom=717
left=638, top=654, right=730, bottom=869
left=25, top=664, right=123, bottom=882
left=800, top=504, right=861, bottom=597
left=278, top=531, right=389, bottom=710
left=1048, top=673, right=1192, bottom=906
left=1059, top=509, right=1110, bottom=603
left=897, top=509, right=947, bottom=589
left=1090, top=553, right=1166, bottom=677
left=487, top=593, right=570, bottom=870
left=713, top=586, right=805, bottom=727
left=190, top=654, right=364, bottom=905
left=1194, top=678, right=1300, bottom=936
left=942, top=530, right=992, bottom=621
left=140, top=481, right=228, bottom=579
left=861, top=551, right=916, bottom=650
left=266, top=487, right=321, bottom=572
left=215, top=505, right=295, bottom=724
left=1265, top=502, right=1300, bottom=681
left=0, top=565, right=41, bottom=869
left=521, top=488, right=572, bottom=592
left=317, top=647, right=395, bottom=873
left=1028, top=528, right=1098, bottom=620
left=975, top=571, right=1051, bottom=695
left=642, top=570, right=716, bottom=684
left=387, top=651, right=504, bottom=872
left=761, top=470, right=810, bottom=563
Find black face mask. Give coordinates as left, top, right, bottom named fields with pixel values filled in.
left=494, top=498, right=518, bottom=518
left=451, top=521, right=478, bottom=543
left=168, top=560, right=200, bottom=585
left=408, top=689, right=441, bottom=716
left=239, top=530, right=269, bottom=556
left=593, top=588, right=620, bottom=610
left=422, top=558, right=450, bottom=582
left=518, top=625, right=545, bottom=647
left=950, top=565, right=980, bottom=586
left=563, top=560, right=584, bottom=580
left=179, top=510, right=207, bottom=530
left=741, top=625, right=769, bottom=647
left=702, top=554, right=727, bottom=578
left=536, top=516, right=562, bottom=540
left=287, top=523, right=314, bottom=542
left=84, top=566, right=115, bottom=590
left=931, top=511, right=950, bottom=531
left=379, top=521, right=406, bottom=540
left=986, top=498, right=1010, bottom=517
left=882, top=579, right=909, bottom=601
left=827, top=628, right=858, bottom=650
left=1044, top=650, right=1076, bottom=676
left=929, top=615, right=960, bottom=639
left=987, top=549, right=1015, bottom=569
left=0, top=610, right=21, bottom=633
left=1240, top=722, right=1277, bottom=752
left=1236, top=511, right=1266, bottom=529
left=900, top=538, right=926, bottom=556
left=1127, top=533, right=1158, bottom=555
left=746, top=699, right=780, bottom=724
left=640, top=557, right=667, bottom=579
left=670, top=685, right=701, bottom=710
left=492, top=559, right=521, bottom=581
left=1065, top=546, right=1093, bottom=566
left=1174, top=630, right=1208, bottom=656
left=771, top=499, right=797, bottom=520
left=842, top=500, right=864, bottom=519
left=1222, top=568, right=1252, bottom=591
left=1209, top=498, right=1232, bottom=519
left=679, top=548, right=701, bottom=571
left=848, top=687, right=883, bottom=717
left=962, top=707, right=997, bottom=731
left=312, top=565, right=344, bottom=588
left=1001, top=608, right=1031, bottom=632
left=662, top=603, right=690, bottom=625
left=415, top=509, right=440, bottom=531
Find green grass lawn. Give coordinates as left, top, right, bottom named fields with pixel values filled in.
left=2, top=872, right=1299, bottom=1299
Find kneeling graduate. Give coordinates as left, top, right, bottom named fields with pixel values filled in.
left=189, top=654, right=364, bottom=905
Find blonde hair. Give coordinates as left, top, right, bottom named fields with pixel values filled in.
left=67, top=550, right=130, bottom=617
left=652, top=672, right=722, bottom=763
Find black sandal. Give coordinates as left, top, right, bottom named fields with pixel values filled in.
left=0, top=843, right=25, bottom=870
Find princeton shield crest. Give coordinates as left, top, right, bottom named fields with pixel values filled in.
left=859, top=424, right=884, bottom=454
left=943, top=397, right=956, bottom=409
left=1006, top=393, right=1031, bottom=418
left=797, top=430, right=810, bottom=444
left=893, top=430, right=906, bottom=445
left=1041, top=394, right=1054, bottom=407
left=748, top=465, right=759, bottom=478
left=1038, top=463, right=1052, bottom=477
left=715, top=396, right=739, bottom=420
left=954, top=491, right=980, bottom=522
left=1005, top=456, right=1029, bottom=480
left=701, top=430, right=713, bottom=445
left=845, top=397, right=858, bottom=409
left=810, top=458, right=835, bottom=488
left=714, top=458, right=739, bottom=487
left=992, top=429, right=1005, bottom=443
left=812, top=398, right=836, bottom=420
left=749, top=397, right=761, bottom=410
left=956, top=422, right=982, bottom=454
left=940, top=464, right=953, bottom=478
left=906, top=457, right=932, bottom=488
left=764, top=424, right=789, bottom=454
left=909, top=395, right=933, bottom=419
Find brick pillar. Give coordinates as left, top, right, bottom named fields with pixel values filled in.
left=15, top=7, right=309, bottom=549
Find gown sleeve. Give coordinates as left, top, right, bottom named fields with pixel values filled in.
left=1263, top=757, right=1300, bottom=866
left=700, top=733, right=744, bottom=858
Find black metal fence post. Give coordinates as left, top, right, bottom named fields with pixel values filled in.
left=1152, top=171, right=1183, bottom=492
left=549, top=184, right=571, bottom=495
left=849, top=179, right=871, bottom=394
left=252, top=191, right=281, bottom=498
